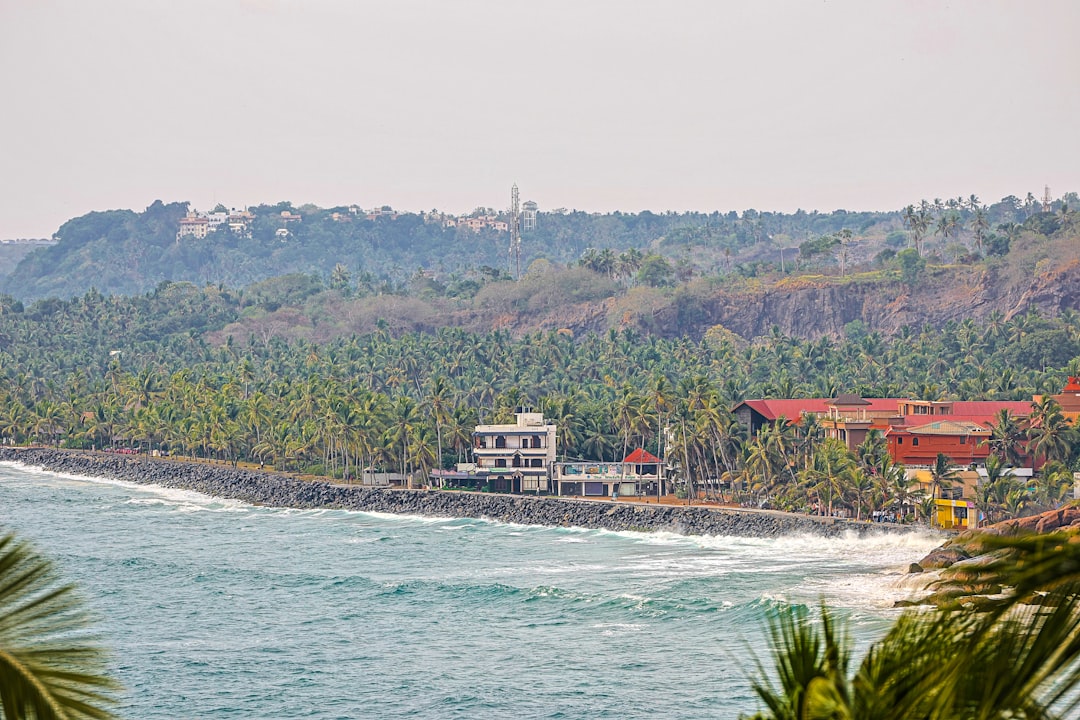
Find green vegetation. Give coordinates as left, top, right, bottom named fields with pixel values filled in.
left=0, top=275, right=1077, bottom=519
left=8, top=191, right=1074, bottom=302
left=0, top=532, right=118, bottom=719
left=745, top=532, right=1080, bottom=719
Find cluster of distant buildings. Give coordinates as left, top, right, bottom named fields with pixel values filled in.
left=176, top=199, right=539, bottom=241
left=176, top=207, right=258, bottom=240
left=428, top=201, right=538, bottom=233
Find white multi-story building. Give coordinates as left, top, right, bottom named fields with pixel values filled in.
left=472, top=409, right=556, bottom=493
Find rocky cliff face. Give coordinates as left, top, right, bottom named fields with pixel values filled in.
left=700, top=262, right=1080, bottom=341
left=517, top=259, right=1080, bottom=341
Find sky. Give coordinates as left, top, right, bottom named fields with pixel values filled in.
left=1, top=0, right=1078, bottom=238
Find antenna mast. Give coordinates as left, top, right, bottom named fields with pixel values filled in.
left=510, top=183, right=522, bottom=278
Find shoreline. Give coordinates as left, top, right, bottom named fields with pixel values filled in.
left=0, top=447, right=919, bottom=539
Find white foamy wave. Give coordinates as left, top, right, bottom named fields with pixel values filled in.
left=593, top=622, right=648, bottom=636
left=355, top=510, right=461, bottom=525
left=12, top=467, right=255, bottom=515
left=798, top=567, right=938, bottom=611
left=436, top=523, right=476, bottom=532
left=592, top=528, right=693, bottom=544
left=682, top=529, right=941, bottom=571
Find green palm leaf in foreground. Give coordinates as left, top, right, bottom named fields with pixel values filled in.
left=745, top=532, right=1080, bottom=720
left=0, top=532, right=118, bottom=720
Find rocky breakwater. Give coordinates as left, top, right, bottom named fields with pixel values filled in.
left=0, top=448, right=909, bottom=539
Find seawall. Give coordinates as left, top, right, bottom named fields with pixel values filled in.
left=0, top=448, right=910, bottom=539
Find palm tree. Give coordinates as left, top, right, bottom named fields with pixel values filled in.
left=424, top=376, right=452, bottom=484
left=984, top=408, right=1027, bottom=467
left=975, top=453, right=1020, bottom=524
left=0, top=531, right=119, bottom=719
left=929, top=452, right=958, bottom=502
left=746, top=533, right=1080, bottom=720
left=875, top=456, right=912, bottom=522
left=1027, top=396, right=1076, bottom=466
left=1032, top=461, right=1073, bottom=509
left=387, top=395, right=419, bottom=487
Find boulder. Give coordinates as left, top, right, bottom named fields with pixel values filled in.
left=918, top=546, right=971, bottom=569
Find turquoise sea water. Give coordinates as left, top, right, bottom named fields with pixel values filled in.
left=0, top=462, right=941, bottom=718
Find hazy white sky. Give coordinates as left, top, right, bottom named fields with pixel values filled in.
left=2, top=0, right=1078, bottom=238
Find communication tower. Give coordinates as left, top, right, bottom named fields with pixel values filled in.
left=510, top=183, right=522, bottom=278
left=1043, top=185, right=1053, bottom=211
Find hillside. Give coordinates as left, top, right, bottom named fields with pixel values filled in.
left=4, top=195, right=1049, bottom=303
left=3, top=194, right=1077, bottom=350
left=0, top=239, right=56, bottom=280
left=196, top=230, right=1080, bottom=354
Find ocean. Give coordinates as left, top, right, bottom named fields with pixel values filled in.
left=0, top=462, right=940, bottom=718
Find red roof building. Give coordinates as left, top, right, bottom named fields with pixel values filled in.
left=734, top=394, right=1037, bottom=468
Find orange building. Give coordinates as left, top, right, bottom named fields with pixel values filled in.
left=1040, top=376, right=1080, bottom=423
left=886, top=420, right=992, bottom=467
left=733, top=394, right=1034, bottom=468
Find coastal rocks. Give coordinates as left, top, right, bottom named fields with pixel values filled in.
left=917, top=546, right=972, bottom=570
left=905, top=506, right=1080, bottom=608
left=917, top=507, right=1080, bottom=571
left=0, top=448, right=916, bottom=540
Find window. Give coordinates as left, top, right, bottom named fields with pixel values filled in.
left=532, top=435, right=542, bottom=448
left=495, top=458, right=506, bottom=468
left=495, top=435, right=506, bottom=449
left=912, top=437, right=920, bottom=446
left=897, top=437, right=904, bottom=445
left=531, top=458, right=543, bottom=468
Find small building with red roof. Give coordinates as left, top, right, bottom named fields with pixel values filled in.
left=555, top=448, right=665, bottom=498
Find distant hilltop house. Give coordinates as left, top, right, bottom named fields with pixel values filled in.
left=452, top=215, right=509, bottom=232
left=435, top=202, right=538, bottom=234
left=177, top=207, right=254, bottom=240
left=174, top=199, right=537, bottom=239
left=365, top=206, right=399, bottom=221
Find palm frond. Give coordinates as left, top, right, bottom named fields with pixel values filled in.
left=0, top=532, right=119, bottom=720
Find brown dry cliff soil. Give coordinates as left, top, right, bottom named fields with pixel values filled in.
left=513, top=258, right=1080, bottom=342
